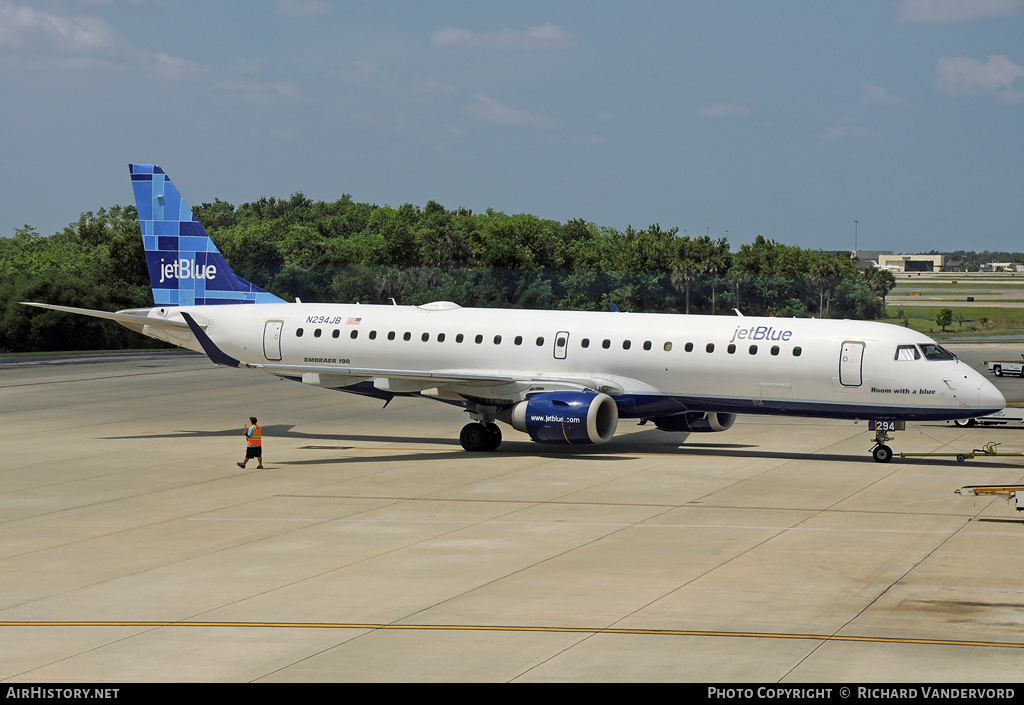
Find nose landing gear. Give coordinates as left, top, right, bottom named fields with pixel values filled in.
left=869, top=420, right=903, bottom=463
left=871, top=437, right=893, bottom=463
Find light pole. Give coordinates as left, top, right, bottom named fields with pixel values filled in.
left=854, top=220, right=859, bottom=257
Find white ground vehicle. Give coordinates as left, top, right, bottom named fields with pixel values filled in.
left=953, top=406, right=1024, bottom=426
left=985, top=356, right=1024, bottom=377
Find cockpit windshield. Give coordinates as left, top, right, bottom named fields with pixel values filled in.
left=894, top=345, right=920, bottom=361
left=919, top=343, right=957, bottom=361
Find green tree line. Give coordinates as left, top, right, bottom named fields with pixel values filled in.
left=0, top=193, right=895, bottom=353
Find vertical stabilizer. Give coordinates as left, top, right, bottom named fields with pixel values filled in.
left=129, top=164, right=285, bottom=306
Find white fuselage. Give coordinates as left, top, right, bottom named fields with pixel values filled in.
left=143, top=301, right=1003, bottom=422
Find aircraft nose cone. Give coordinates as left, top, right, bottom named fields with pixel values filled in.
left=978, top=378, right=1005, bottom=412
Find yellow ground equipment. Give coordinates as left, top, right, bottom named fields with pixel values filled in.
left=900, top=442, right=1024, bottom=463
left=955, top=483, right=1024, bottom=512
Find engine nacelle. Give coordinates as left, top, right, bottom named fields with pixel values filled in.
left=509, top=391, right=619, bottom=445
left=652, top=411, right=737, bottom=433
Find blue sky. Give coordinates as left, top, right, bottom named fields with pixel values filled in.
left=1, top=0, right=1022, bottom=254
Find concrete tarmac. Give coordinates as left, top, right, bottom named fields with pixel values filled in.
left=3, top=348, right=1024, bottom=682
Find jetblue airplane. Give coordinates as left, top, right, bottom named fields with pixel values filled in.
left=24, top=164, right=1005, bottom=462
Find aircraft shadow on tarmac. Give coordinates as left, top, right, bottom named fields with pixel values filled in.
left=97, top=425, right=1017, bottom=466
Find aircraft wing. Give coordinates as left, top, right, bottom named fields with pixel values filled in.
left=178, top=312, right=625, bottom=397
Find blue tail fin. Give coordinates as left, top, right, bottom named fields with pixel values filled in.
left=129, top=164, right=286, bottom=306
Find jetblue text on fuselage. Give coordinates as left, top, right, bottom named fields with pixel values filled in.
left=729, top=325, right=794, bottom=344
left=158, top=258, right=217, bottom=284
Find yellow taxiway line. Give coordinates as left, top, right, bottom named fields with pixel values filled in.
left=1, top=621, right=1022, bottom=650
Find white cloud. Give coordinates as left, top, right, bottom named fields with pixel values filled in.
left=154, top=52, right=202, bottom=80
left=411, top=76, right=457, bottom=95
left=277, top=0, right=333, bottom=18
left=898, top=0, right=1022, bottom=22
left=861, top=82, right=910, bottom=107
left=430, top=23, right=573, bottom=50
left=213, top=79, right=306, bottom=104
left=0, top=0, right=198, bottom=78
left=822, top=117, right=878, bottom=141
left=342, top=60, right=396, bottom=87
left=695, top=103, right=751, bottom=118
left=341, top=60, right=455, bottom=96
left=935, top=54, right=1024, bottom=103
left=0, top=0, right=123, bottom=53
left=467, top=93, right=554, bottom=128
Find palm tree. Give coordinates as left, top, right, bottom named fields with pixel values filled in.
left=810, top=258, right=845, bottom=317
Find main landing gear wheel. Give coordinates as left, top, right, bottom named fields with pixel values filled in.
left=954, top=418, right=976, bottom=427
left=872, top=444, right=893, bottom=463
left=460, top=422, right=502, bottom=452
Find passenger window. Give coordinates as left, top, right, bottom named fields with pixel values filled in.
left=581, top=338, right=590, bottom=348
left=602, top=339, right=611, bottom=349
left=727, top=344, right=736, bottom=354
left=403, top=332, right=411, bottom=341
left=387, top=331, right=396, bottom=340
left=749, top=345, right=757, bottom=354
left=684, top=342, right=693, bottom=352
left=515, top=336, right=523, bottom=345
left=351, top=330, right=358, bottom=340
left=664, top=342, right=673, bottom=352
left=438, top=333, right=446, bottom=342
left=536, top=337, right=544, bottom=346
left=771, top=345, right=779, bottom=356
left=296, top=328, right=304, bottom=337
left=643, top=341, right=652, bottom=350
left=895, top=345, right=920, bottom=361
left=558, top=336, right=567, bottom=347
left=421, top=333, right=429, bottom=342
left=706, top=343, right=715, bottom=353
left=494, top=335, right=502, bottom=344
left=793, top=347, right=802, bottom=357
left=314, top=328, right=322, bottom=338
left=622, top=340, right=631, bottom=350
left=369, top=331, right=377, bottom=340
left=332, top=329, right=340, bottom=339
left=475, top=334, right=483, bottom=344
left=456, top=334, right=464, bottom=343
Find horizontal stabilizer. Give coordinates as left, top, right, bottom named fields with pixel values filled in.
left=20, top=302, right=192, bottom=330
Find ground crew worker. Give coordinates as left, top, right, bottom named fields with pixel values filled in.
left=238, top=416, right=263, bottom=469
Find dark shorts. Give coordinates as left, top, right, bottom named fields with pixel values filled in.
left=245, top=445, right=262, bottom=459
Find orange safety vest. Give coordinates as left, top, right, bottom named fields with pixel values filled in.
left=246, top=424, right=262, bottom=447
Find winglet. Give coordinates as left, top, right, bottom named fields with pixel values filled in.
left=180, top=312, right=243, bottom=367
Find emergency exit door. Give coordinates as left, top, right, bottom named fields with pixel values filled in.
left=264, top=320, right=283, bottom=361
left=553, top=331, right=570, bottom=360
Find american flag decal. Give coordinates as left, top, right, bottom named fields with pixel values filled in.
left=347, top=317, right=362, bottom=325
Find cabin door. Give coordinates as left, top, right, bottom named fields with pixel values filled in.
left=264, top=320, right=283, bottom=361
left=553, top=331, right=570, bottom=360
left=839, top=341, right=865, bottom=387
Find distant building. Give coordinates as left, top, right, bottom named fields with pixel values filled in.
left=850, top=250, right=892, bottom=271
left=875, top=254, right=944, bottom=272
left=980, top=262, right=1023, bottom=272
